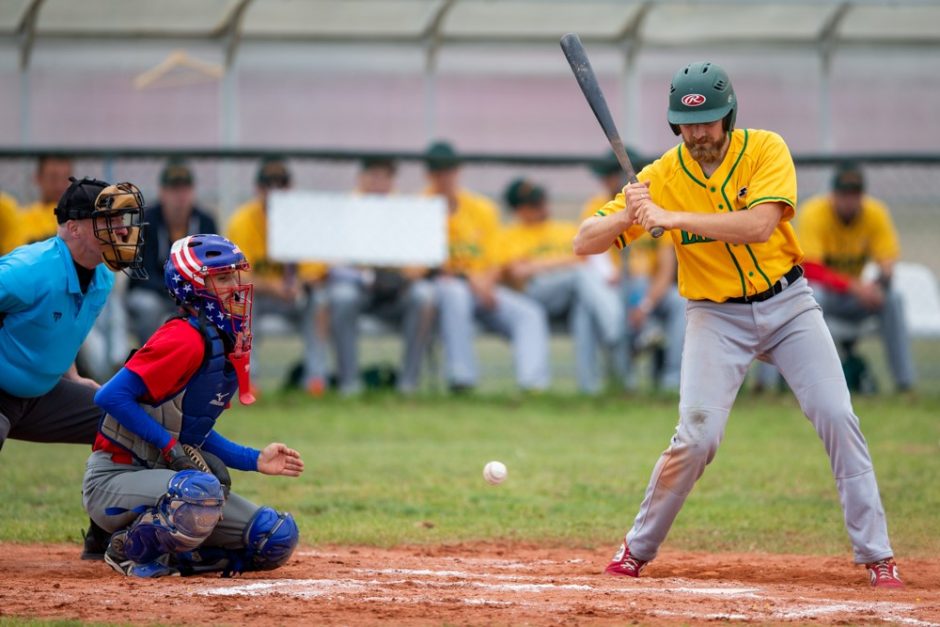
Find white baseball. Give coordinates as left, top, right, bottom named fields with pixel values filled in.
left=483, top=461, right=507, bottom=485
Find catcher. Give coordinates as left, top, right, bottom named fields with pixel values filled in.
left=82, top=234, right=304, bottom=578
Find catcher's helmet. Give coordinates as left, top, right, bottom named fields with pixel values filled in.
left=165, top=234, right=253, bottom=339
left=93, top=182, right=147, bottom=278
left=668, top=62, right=736, bottom=136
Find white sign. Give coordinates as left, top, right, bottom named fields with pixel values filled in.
left=267, top=191, right=448, bottom=266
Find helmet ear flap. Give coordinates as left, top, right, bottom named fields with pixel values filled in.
left=722, top=109, right=735, bottom=132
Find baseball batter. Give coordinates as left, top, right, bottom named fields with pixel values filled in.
left=574, top=62, right=902, bottom=588
left=83, top=234, right=303, bottom=578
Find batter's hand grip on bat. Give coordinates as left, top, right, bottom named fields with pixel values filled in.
left=560, top=33, right=664, bottom=239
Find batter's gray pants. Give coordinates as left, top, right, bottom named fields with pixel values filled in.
left=525, top=266, right=628, bottom=394
left=436, top=276, right=550, bottom=391
left=0, top=378, right=101, bottom=451
left=83, top=451, right=259, bottom=550
left=327, top=278, right=437, bottom=395
left=625, top=277, right=894, bottom=565
left=754, top=283, right=916, bottom=392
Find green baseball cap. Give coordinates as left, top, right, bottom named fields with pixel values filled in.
left=832, top=162, right=865, bottom=193
left=159, top=158, right=194, bottom=188
left=504, top=178, right=546, bottom=209
left=424, top=141, right=460, bottom=172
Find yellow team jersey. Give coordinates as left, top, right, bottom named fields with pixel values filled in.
left=797, top=194, right=899, bottom=279
left=581, top=194, right=625, bottom=271
left=497, top=219, right=579, bottom=266
left=596, top=129, right=803, bottom=302
left=19, top=201, right=58, bottom=245
left=226, top=198, right=327, bottom=283
left=0, top=192, right=22, bottom=256
left=435, top=189, right=501, bottom=275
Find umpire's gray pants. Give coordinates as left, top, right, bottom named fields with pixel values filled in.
left=525, top=266, right=628, bottom=394
left=83, top=451, right=259, bottom=550
left=327, top=278, right=437, bottom=395
left=0, top=378, right=101, bottom=451
left=625, top=277, right=894, bottom=564
left=436, top=276, right=550, bottom=390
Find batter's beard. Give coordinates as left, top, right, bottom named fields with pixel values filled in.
left=686, top=135, right=728, bottom=164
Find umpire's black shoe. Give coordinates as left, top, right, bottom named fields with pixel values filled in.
left=81, top=519, right=111, bottom=561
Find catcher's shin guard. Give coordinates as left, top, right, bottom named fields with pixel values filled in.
left=123, top=470, right=224, bottom=564
left=243, top=507, right=299, bottom=571
left=176, top=507, right=299, bottom=577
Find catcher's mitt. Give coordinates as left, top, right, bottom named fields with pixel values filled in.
left=182, top=444, right=232, bottom=498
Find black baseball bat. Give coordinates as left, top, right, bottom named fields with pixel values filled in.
left=560, top=33, right=664, bottom=238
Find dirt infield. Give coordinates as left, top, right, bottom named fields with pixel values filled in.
left=1, top=542, right=938, bottom=625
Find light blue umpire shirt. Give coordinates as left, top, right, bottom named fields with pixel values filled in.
left=0, top=236, right=114, bottom=398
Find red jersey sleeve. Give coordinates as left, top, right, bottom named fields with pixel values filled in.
left=125, top=319, right=206, bottom=402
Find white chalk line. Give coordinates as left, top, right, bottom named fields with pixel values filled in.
left=293, top=552, right=585, bottom=570
left=195, top=571, right=938, bottom=626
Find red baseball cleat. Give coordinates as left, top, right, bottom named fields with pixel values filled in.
left=866, top=558, right=904, bottom=588
left=604, top=537, right=648, bottom=577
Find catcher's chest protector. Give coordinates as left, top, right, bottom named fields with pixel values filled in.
left=100, top=318, right=238, bottom=465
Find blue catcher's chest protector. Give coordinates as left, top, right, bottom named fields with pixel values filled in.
left=99, top=316, right=239, bottom=466
left=175, top=317, right=239, bottom=447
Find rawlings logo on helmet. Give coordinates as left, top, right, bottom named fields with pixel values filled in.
left=681, top=94, right=706, bottom=107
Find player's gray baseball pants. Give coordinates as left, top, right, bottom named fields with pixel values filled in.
left=327, top=278, right=437, bottom=395
left=83, top=451, right=259, bottom=550
left=251, top=290, right=329, bottom=390
left=525, top=266, right=628, bottom=394
left=814, top=285, right=916, bottom=390
left=0, top=378, right=101, bottom=451
left=436, top=276, right=550, bottom=390
left=625, top=276, right=894, bottom=564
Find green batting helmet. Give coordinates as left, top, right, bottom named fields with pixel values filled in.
left=668, top=62, right=736, bottom=136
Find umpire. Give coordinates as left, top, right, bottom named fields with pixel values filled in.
left=0, top=176, right=142, bottom=559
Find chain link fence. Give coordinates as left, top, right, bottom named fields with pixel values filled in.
left=2, top=150, right=938, bottom=391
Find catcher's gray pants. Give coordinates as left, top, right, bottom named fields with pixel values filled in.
left=0, top=378, right=100, bottom=451
left=815, top=284, right=916, bottom=390
left=525, top=266, right=628, bottom=394
left=436, top=276, right=550, bottom=391
left=625, top=277, right=894, bottom=565
left=83, top=451, right=258, bottom=550
left=326, top=278, right=437, bottom=395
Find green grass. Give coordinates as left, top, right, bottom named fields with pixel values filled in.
left=1, top=391, right=938, bottom=559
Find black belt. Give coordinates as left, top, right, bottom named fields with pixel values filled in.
left=725, top=265, right=803, bottom=304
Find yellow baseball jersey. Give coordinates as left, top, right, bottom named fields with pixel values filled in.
left=497, top=219, right=579, bottom=266
left=226, top=198, right=327, bottom=283
left=596, top=129, right=803, bottom=302
left=19, top=201, right=58, bottom=245
left=434, top=189, right=502, bottom=274
left=0, top=192, right=23, bottom=256
left=797, top=194, right=899, bottom=278
left=581, top=194, right=624, bottom=270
